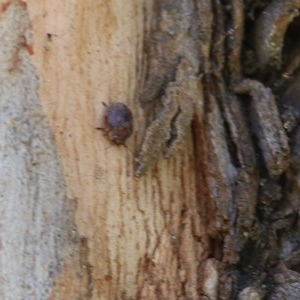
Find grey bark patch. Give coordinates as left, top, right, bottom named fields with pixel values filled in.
left=0, top=1, right=73, bottom=299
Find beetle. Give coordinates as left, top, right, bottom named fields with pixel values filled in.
left=97, top=102, right=133, bottom=145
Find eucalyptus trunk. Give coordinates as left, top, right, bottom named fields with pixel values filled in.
left=0, top=0, right=299, bottom=299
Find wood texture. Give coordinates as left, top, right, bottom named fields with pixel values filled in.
left=25, top=0, right=203, bottom=299
left=0, top=1, right=82, bottom=299
left=2, top=0, right=300, bottom=299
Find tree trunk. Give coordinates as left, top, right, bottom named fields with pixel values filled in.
left=1, top=0, right=300, bottom=299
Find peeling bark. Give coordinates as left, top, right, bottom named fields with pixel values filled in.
left=2, top=0, right=300, bottom=299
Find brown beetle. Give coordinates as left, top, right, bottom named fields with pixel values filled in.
left=97, top=102, right=133, bottom=145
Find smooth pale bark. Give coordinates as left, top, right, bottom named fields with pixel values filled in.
left=20, top=0, right=203, bottom=299
left=0, top=1, right=80, bottom=299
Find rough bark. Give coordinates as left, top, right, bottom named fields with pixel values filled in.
left=1, top=0, right=300, bottom=299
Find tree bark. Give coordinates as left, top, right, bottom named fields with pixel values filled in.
left=26, top=0, right=200, bottom=298
left=0, top=0, right=300, bottom=299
